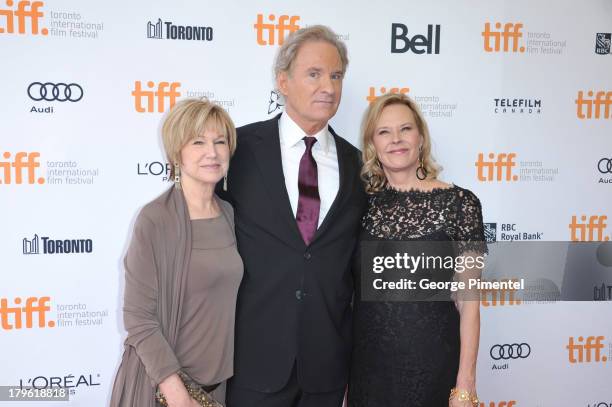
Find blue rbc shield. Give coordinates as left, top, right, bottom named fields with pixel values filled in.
left=595, top=33, right=611, bottom=55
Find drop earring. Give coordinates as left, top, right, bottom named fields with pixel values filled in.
left=174, top=163, right=181, bottom=189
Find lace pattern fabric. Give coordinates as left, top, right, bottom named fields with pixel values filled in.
left=348, top=184, right=486, bottom=407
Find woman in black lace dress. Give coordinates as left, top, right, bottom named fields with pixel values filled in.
left=348, top=93, right=486, bottom=407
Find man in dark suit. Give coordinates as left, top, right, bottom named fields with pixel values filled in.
left=221, top=25, right=366, bottom=407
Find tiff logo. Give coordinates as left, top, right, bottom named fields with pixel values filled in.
left=0, top=152, right=45, bottom=185
left=23, top=234, right=39, bottom=254
left=575, top=91, right=612, bottom=119
left=254, top=14, right=300, bottom=46
left=0, top=296, right=55, bottom=330
left=482, top=22, right=525, bottom=53
left=480, top=279, right=522, bottom=307
left=132, top=81, right=181, bottom=113
left=0, top=0, right=48, bottom=35
left=568, top=215, right=609, bottom=242
left=391, top=24, right=440, bottom=54
left=479, top=402, right=517, bottom=407
left=475, top=153, right=518, bottom=182
left=567, top=336, right=608, bottom=363
left=367, top=86, right=410, bottom=104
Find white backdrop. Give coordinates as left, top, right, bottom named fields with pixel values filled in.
left=1, top=0, right=611, bottom=406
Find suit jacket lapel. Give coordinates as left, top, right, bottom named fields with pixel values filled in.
left=311, top=126, right=353, bottom=244
left=250, top=114, right=305, bottom=249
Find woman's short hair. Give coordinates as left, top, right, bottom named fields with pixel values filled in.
left=274, top=25, right=349, bottom=78
left=162, top=98, right=237, bottom=179
left=360, top=93, right=441, bottom=194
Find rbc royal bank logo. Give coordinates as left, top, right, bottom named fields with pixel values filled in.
left=595, top=33, right=611, bottom=55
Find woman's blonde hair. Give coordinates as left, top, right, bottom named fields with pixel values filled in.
left=360, top=93, right=441, bottom=194
left=161, top=98, right=237, bottom=179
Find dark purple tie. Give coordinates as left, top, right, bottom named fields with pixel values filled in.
left=296, top=136, right=320, bottom=245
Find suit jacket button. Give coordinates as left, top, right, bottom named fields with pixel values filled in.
left=295, top=290, right=302, bottom=300
left=304, top=252, right=312, bottom=260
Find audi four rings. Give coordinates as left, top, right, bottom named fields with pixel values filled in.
left=598, top=158, right=612, bottom=174
left=490, top=343, right=531, bottom=360
left=27, top=82, right=84, bottom=102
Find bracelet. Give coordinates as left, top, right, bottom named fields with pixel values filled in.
left=449, top=387, right=479, bottom=406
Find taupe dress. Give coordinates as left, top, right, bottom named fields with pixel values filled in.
left=110, top=187, right=243, bottom=406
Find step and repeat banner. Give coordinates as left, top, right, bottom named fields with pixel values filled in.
left=1, top=0, right=611, bottom=406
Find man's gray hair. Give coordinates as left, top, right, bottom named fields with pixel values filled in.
left=274, top=25, right=349, bottom=78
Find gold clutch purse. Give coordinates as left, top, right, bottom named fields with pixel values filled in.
left=155, top=371, right=223, bottom=407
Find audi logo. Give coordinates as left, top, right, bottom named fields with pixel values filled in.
left=490, top=343, right=531, bottom=360
left=27, top=82, right=84, bottom=102
left=598, top=158, right=612, bottom=174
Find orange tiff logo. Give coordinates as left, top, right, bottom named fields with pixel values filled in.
left=132, top=81, right=181, bottom=113
left=482, top=22, right=525, bottom=53
left=0, top=152, right=45, bottom=185
left=0, top=296, right=55, bottom=330
left=568, top=215, right=609, bottom=241
left=366, top=86, right=410, bottom=104
left=575, top=91, right=612, bottom=119
left=0, top=0, right=48, bottom=35
left=479, top=402, right=517, bottom=407
left=254, top=14, right=300, bottom=46
left=475, top=153, right=518, bottom=182
left=567, top=336, right=608, bottom=363
left=480, top=279, right=522, bottom=307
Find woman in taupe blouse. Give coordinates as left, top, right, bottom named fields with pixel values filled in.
left=110, top=99, right=243, bottom=407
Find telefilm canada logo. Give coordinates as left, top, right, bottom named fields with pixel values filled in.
left=22, top=234, right=93, bottom=255
left=147, top=18, right=213, bottom=41
left=493, top=98, right=541, bottom=115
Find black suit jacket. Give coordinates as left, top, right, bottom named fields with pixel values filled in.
left=219, top=114, right=366, bottom=393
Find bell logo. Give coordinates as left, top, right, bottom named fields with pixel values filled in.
left=132, top=81, right=181, bottom=113
left=482, top=22, right=525, bottom=53
left=0, top=0, right=48, bottom=35
left=568, top=215, right=610, bottom=242
left=0, top=152, right=45, bottom=185
left=391, top=24, right=441, bottom=54
left=479, top=402, right=517, bottom=407
left=0, top=297, right=55, bottom=330
left=475, top=153, right=518, bottom=182
left=254, top=14, right=300, bottom=46
left=567, top=336, right=608, bottom=363
left=575, top=91, right=612, bottom=119
left=481, top=279, right=522, bottom=307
